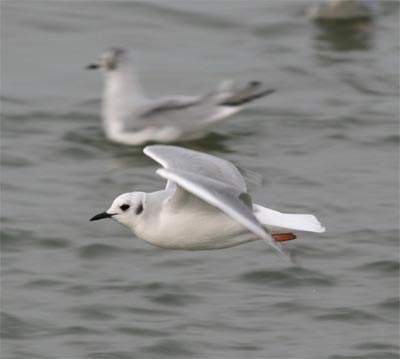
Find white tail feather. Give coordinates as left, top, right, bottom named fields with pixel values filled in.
left=253, top=204, right=325, bottom=234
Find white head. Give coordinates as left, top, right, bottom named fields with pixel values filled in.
left=90, top=192, right=145, bottom=230
left=86, top=47, right=133, bottom=74
left=86, top=47, right=145, bottom=105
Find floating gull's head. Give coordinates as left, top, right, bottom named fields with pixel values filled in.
left=86, top=47, right=131, bottom=72
left=90, top=192, right=145, bottom=230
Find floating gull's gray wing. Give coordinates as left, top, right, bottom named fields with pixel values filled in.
left=217, top=81, right=275, bottom=106
left=138, top=96, right=202, bottom=117
left=122, top=94, right=221, bottom=133
left=144, top=145, right=287, bottom=257
left=122, top=82, right=275, bottom=133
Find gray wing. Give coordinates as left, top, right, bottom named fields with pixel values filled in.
left=144, top=145, right=246, bottom=191
left=122, top=81, right=275, bottom=132
left=123, top=94, right=219, bottom=132
left=138, top=96, right=202, bottom=116
left=217, top=80, right=275, bottom=106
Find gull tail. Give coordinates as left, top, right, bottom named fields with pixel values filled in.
left=217, top=80, right=275, bottom=106
left=253, top=204, right=326, bottom=234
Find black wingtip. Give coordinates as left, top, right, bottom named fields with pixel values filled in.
left=219, top=88, right=276, bottom=106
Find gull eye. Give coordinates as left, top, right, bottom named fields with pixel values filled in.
left=135, top=203, right=143, bottom=215
left=120, top=204, right=130, bottom=211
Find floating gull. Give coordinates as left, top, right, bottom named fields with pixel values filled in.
left=90, top=145, right=325, bottom=260
left=87, top=48, right=275, bottom=145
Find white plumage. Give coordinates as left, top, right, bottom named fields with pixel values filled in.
left=90, top=145, right=325, bottom=262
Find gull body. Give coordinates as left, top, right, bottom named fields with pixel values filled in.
left=132, top=191, right=255, bottom=250
left=90, top=145, right=325, bottom=259
left=87, top=48, right=275, bottom=145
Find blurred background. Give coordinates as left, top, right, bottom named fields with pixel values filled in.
left=1, top=1, right=399, bottom=358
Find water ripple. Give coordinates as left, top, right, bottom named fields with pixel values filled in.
left=329, top=353, right=399, bottom=359
left=21, top=279, right=64, bottom=289
left=378, top=297, right=399, bottom=311
left=56, top=325, right=101, bottom=336
left=354, top=342, right=399, bottom=351
left=122, top=1, right=242, bottom=30
left=314, top=307, right=381, bottom=324
left=147, top=292, right=200, bottom=307
left=355, top=260, right=400, bottom=276
left=85, top=351, right=136, bottom=359
left=0, top=312, right=51, bottom=339
left=77, top=243, right=132, bottom=259
left=239, top=267, right=336, bottom=287
left=115, top=326, right=167, bottom=337
left=269, top=300, right=316, bottom=314
left=1, top=228, right=72, bottom=252
left=121, top=305, right=178, bottom=317
left=71, top=305, right=116, bottom=321
left=142, top=339, right=197, bottom=357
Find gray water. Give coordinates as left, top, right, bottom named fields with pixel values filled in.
left=1, top=1, right=399, bottom=358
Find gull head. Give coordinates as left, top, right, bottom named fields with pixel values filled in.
left=86, top=47, right=131, bottom=72
left=90, top=192, right=145, bottom=230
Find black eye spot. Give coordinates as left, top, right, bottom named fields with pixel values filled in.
left=106, top=58, right=117, bottom=70
left=135, top=203, right=143, bottom=215
left=120, top=204, right=130, bottom=211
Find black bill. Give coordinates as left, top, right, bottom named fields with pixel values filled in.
left=86, top=63, right=100, bottom=70
left=90, top=212, right=113, bottom=221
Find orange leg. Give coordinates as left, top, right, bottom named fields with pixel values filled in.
left=272, top=233, right=296, bottom=242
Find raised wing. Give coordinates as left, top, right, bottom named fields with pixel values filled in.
left=144, top=145, right=247, bottom=192
left=156, top=168, right=287, bottom=257
left=144, top=145, right=287, bottom=257
left=157, top=167, right=265, bottom=238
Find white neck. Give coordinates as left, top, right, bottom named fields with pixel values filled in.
left=102, top=65, right=146, bottom=137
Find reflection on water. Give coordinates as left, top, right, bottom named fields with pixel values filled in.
left=314, top=19, right=374, bottom=51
